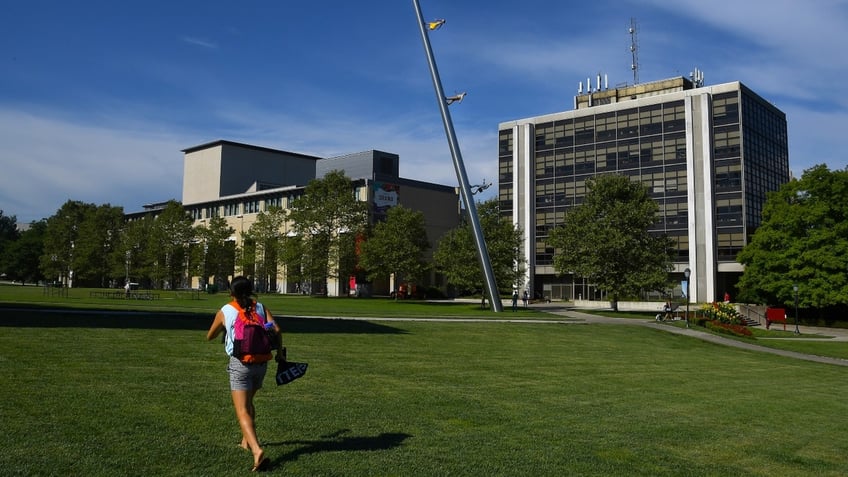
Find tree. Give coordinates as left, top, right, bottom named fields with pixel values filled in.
left=737, top=165, right=848, bottom=314
left=280, top=233, right=307, bottom=293
left=147, top=201, right=195, bottom=289
left=4, top=219, right=46, bottom=284
left=39, top=201, right=126, bottom=287
left=434, top=199, right=525, bottom=299
left=195, top=216, right=236, bottom=290
left=548, top=174, right=674, bottom=311
left=0, top=210, right=20, bottom=276
left=243, top=208, right=286, bottom=293
left=359, top=205, right=430, bottom=297
left=287, top=171, right=369, bottom=295
left=75, top=204, right=125, bottom=287
left=40, top=200, right=93, bottom=287
left=121, top=216, right=155, bottom=287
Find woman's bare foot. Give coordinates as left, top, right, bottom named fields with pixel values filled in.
left=251, top=449, right=270, bottom=471
left=239, top=438, right=250, bottom=451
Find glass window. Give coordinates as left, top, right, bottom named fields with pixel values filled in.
left=536, top=122, right=554, bottom=150
left=554, top=119, right=574, bottom=148
left=663, top=101, right=685, bottom=133
left=243, top=200, right=259, bottom=214
left=499, top=130, right=513, bottom=155
left=639, top=104, right=663, bottom=136
left=595, top=112, right=616, bottom=142
left=714, top=125, right=741, bottom=159
left=713, top=92, right=740, bottom=126
left=535, top=150, right=555, bottom=178
left=574, top=117, right=595, bottom=145
left=715, top=162, right=742, bottom=192
left=617, top=108, right=639, bottom=139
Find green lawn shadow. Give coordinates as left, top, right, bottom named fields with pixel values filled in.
left=0, top=305, right=406, bottom=334
left=266, top=429, right=413, bottom=467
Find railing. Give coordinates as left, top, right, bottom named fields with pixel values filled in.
left=736, top=303, right=766, bottom=326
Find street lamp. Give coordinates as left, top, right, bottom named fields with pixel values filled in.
left=793, top=284, right=800, bottom=335
left=125, top=250, right=131, bottom=283
left=683, top=268, right=691, bottom=328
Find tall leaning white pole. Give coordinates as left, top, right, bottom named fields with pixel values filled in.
left=413, top=0, right=502, bottom=312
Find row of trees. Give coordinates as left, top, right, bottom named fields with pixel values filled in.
left=7, top=165, right=842, bottom=313
left=0, top=170, right=526, bottom=298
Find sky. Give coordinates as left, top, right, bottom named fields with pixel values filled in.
left=2, top=0, right=847, bottom=224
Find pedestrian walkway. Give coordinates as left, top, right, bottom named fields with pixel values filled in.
left=532, top=303, right=848, bottom=367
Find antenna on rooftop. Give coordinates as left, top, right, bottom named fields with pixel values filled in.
left=629, top=17, right=639, bottom=85
left=690, top=67, right=705, bottom=87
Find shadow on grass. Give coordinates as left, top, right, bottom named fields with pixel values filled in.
left=266, top=429, right=413, bottom=467
left=0, top=305, right=406, bottom=334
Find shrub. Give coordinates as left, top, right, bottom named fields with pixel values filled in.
left=706, top=320, right=753, bottom=338
left=693, top=315, right=711, bottom=327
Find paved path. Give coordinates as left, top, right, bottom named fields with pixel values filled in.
left=531, top=303, right=848, bottom=367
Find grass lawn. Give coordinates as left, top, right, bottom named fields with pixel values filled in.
left=0, top=284, right=550, bottom=319
left=1, top=304, right=847, bottom=476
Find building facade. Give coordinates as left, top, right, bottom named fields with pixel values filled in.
left=130, top=140, right=460, bottom=296
left=498, top=77, right=790, bottom=303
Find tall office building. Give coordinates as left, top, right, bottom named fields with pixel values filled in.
left=498, top=76, right=789, bottom=303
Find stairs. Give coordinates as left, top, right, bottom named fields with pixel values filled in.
left=736, top=303, right=763, bottom=327
left=741, top=316, right=760, bottom=327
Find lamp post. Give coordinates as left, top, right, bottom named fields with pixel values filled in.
left=125, top=250, right=131, bottom=284
left=684, top=268, right=691, bottom=328
left=793, top=284, right=800, bottom=335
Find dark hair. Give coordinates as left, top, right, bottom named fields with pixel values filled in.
left=230, top=276, right=255, bottom=313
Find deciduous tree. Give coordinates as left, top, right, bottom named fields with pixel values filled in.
left=4, top=219, right=45, bottom=284
left=434, top=199, right=525, bottom=299
left=243, top=207, right=286, bottom=292
left=548, top=175, right=673, bottom=311
left=0, top=211, right=20, bottom=276
left=287, top=171, right=368, bottom=294
left=147, top=201, right=194, bottom=289
left=737, top=165, right=848, bottom=314
left=359, top=205, right=430, bottom=297
left=194, top=216, right=236, bottom=290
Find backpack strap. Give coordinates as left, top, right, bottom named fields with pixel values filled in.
left=229, top=299, right=265, bottom=325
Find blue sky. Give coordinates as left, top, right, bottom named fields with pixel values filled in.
left=2, top=0, right=847, bottom=223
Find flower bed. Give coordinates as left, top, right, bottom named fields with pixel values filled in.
left=705, top=320, right=753, bottom=338
left=699, top=301, right=743, bottom=325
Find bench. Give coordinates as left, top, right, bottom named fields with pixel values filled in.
left=765, top=307, right=787, bottom=330
left=655, top=304, right=681, bottom=321
left=89, top=290, right=160, bottom=300
left=176, top=288, right=201, bottom=300
left=89, top=290, right=124, bottom=299
left=129, top=292, right=159, bottom=300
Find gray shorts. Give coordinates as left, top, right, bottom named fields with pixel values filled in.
left=227, top=356, right=268, bottom=391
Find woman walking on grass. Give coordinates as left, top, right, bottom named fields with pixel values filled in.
left=207, top=276, right=282, bottom=472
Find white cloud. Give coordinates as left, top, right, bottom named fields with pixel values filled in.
left=181, top=36, right=218, bottom=49
left=0, top=108, right=186, bottom=222
left=640, top=0, right=848, bottom=105
left=0, top=99, right=498, bottom=224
